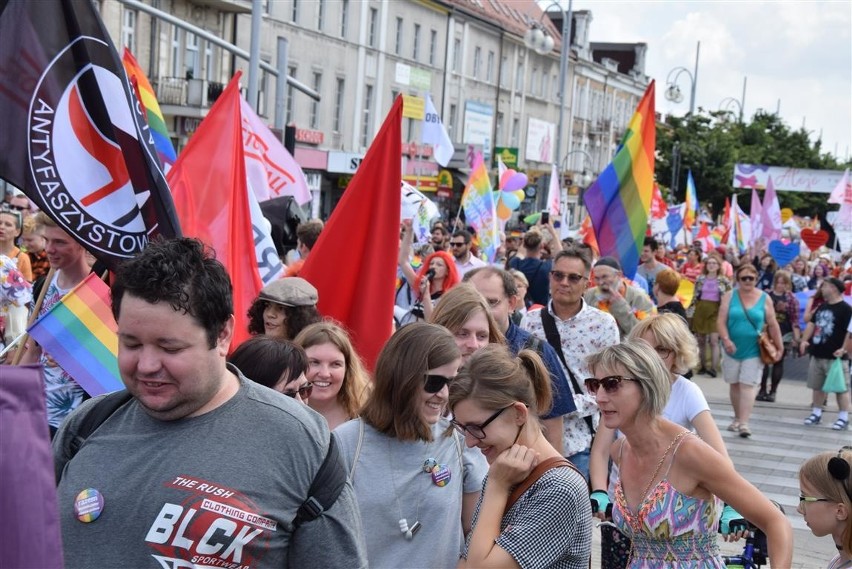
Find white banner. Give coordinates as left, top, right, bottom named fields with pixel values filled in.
left=732, top=164, right=847, bottom=193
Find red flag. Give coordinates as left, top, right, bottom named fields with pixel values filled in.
left=650, top=182, right=667, bottom=220
left=721, top=197, right=731, bottom=228
left=167, top=73, right=260, bottom=350
left=301, top=97, right=403, bottom=370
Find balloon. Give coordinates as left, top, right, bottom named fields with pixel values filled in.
left=496, top=200, right=512, bottom=220
left=513, top=189, right=525, bottom=203
left=500, top=169, right=528, bottom=192
left=501, top=191, right=520, bottom=210
left=524, top=212, right=541, bottom=225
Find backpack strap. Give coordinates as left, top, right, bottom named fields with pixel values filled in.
left=291, top=433, right=348, bottom=529
left=505, top=457, right=579, bottom=513
left=539, top=309, right=596, bottom=437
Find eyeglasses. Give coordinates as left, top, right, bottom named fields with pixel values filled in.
left=450, top=405, right=512, bottom=440
left=799, top=495, right=831, bottom=504
left=653, top=346, right=674, bottom=359
left=550, top=271, right=586, bottom=284
left=738, top=276, right=756, bottom=282
left=424, top=374, right=455, bottom=393
left=584, top=375, right=639, bottom=394
left=7, top=204, right=27, bottom=211
left=283, top=382, right=313, bottom=399
left=450, top=242, right=466, bottom=248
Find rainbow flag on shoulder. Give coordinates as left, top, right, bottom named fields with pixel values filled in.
left=583, top=81, right=655, bottom=278
left=122, top=48, right=177, bottom=171
left=27, top=273, right=123, bottom=397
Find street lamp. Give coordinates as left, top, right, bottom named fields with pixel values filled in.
left=664, top=41, right=700, bottom=115
left=719, top=76, right=748, bottom=123
left=524, top=0, right=572, bottom=213
left=562, top=148, right=594, bottom=225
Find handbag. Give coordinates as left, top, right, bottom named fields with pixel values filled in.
left=739, top=292, right=778, bottom=365
left=822, top=358, right=848, bottom=393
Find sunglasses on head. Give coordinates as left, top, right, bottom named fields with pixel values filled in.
left=424, top=373, right=455, bottom=393
left=550, top=270, right=586, bottom=283
left=283, top=382, right=313, bottom=399
left=584, top=375, right=639, bottom=394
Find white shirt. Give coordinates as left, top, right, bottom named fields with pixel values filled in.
left=455, top=253, right=487, bottom=277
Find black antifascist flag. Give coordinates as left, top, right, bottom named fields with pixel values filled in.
left=818, top=210, right=843, bottom=253
left=0, top=0, right=181, bottom=269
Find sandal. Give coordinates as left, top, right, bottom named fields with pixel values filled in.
left=738, top=424, right=752, bottom=438
left=804, top=413, right=821, bottom=426
left=727, top=420, right=741, bottom=432
left=832, top=418, right=849, bottom=431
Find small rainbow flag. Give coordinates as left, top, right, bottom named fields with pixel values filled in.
left=684, top=169, right=698, bottom=230
left=122, top=48, right=177, bottom=170
left=583, top=81, right=655, bottom=278
left=27, top=273, right=123, bottom=397
left=461, top=153, right=498, bottom=262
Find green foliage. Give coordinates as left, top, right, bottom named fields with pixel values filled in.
left=656, top=109, right=851, bottom=219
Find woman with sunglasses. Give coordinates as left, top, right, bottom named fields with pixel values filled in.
left=586, top=340, right=792, bottom=568
left=449, top=344, right=591, bottom=569
left=228, top=336, right=312, bottom=403
left=589, top=314, right=734, bottom=567
left=717, top=263, right=783, bottom=438
left=334, top=322, right=487, bottom=568
left=798, top=447, right=852, bottom=568
left=295, top=321, right=371, bottom=430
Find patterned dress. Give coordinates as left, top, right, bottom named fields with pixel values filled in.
left=613, top=434, right=724, bottom=568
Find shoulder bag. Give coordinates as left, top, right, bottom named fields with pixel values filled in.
left=739, top=291, right=778, bottom=365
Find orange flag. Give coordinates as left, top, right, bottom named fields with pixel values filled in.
left=300, top=97, right=403, bottom=370
left=167, top=73, right=260, bottom=351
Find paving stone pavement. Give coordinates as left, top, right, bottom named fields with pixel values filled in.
left=589, top=360, right=849, bottom=569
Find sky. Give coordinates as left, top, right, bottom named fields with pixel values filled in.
left=546, top=0, right=852, bottom=163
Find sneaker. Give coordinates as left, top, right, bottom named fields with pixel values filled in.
left=698, top=367, right=708, bottom=376
left=756, top=391, right=768, bottom=401
left=832, top=418, right=849, bottom=431
left=765, top=392, right=776, bottom=402
left=707, top=369, right=717, bottom=378
left=804, top=413, right=821, bottom=426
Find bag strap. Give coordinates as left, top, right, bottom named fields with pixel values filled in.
left=349, top=418, right=365, bottom=480
left=540, top=309, right=596, bottom=436
left=505, top=457, right=578, bottom=513
left=291, top=433, right=348, bottom=529
left=738, top=291, right=765, bottom=333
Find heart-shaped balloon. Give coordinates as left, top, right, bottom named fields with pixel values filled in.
left=800, top=228, right=829, bottom=250
left=768, top=239, right=800, bottom=268
left=500, top=169, right=528, bottom=192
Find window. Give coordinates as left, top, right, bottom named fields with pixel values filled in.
left=121, top=8, right=136, bottom=53
left=500, top=56, right=507, bottom=87
left=473, top=47, right=481, bottom=79
left=512, top=117, right=519, bottom=146
left=368, top=8, right=378, bottom=47
left=448, top=104, right=457, bottom=137
left=317, top=0, right=325, bottom=31
left=361, top=85, right=373, bottom=147
left=334, top=77, right=345, bottom=132
left=286, top=66, right=296, bottom=123
left=204, top=42, right=214, bottom=81
left=552, top=73, right=559, bottom=99
left=258, top=58, right=269, bottom=116
left=452, top=38, right=461, bottom=72
left=514, top=61, right=524, bottom=91
left=340, top=0, right=348, bottom=38
left=486, top=50, right=494, bottom=82
left=496, top=111, right=504, bottom=145
left=171, top=26, right=180, bottom=76
left=542, top=72, right=549, bottom=100
left=395, top=18, right=403, bottom=55
left=531, top=67, right=538, bottom=95
left=310, top=72, right=322, bottom=129
left=429, top=30, right=437, bottom=65
left=185, top=33, right=198, bottom=79
left=413, top=24, right=421, bottom=61
left=291, top=0, right=299, bottom=23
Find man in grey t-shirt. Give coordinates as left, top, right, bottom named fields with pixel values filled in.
left=53, top=238, right=367, bottom=568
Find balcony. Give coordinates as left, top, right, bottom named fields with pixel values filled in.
left=153, top=77, right=226, bottom=116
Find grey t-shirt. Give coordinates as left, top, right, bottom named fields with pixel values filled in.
left=334, top=418, right=488, bottom=569
left=54, top=375, right=367, bottom=568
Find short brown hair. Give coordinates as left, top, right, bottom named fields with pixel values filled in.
left=296, top=220, right=324, bottom=250
left=35, top=211, right=57, bottom=228
left=430, top=283, right=504, bottom=346
left=655, top=269, right=680, bottom=296
left=362, top=322, right=460, bottom=442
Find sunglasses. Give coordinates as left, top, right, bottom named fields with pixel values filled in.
left=550, top=271, right=586, bottom=284
left=584, top=375, right=639, bottom=394
left=424, top=374, right=455, bottom=393
left=738, top=275, right=756, bottom=282
left=450, top=405, right=511, bottom=440
left=7, top=204, right=27, bottom=211
left=283, top=382, right=313, bottom=399
left=450, top=241, right=467, bottom=247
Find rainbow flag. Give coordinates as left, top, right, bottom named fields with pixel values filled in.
left=684, top=169, right=698, bottom=229
left=583, top=81, right=655, bottom=278
left=122, top=48, right=176, bottom=170
left=27, top=274, right=123, bottom=397
left=461, top=153, right=499, bottom=262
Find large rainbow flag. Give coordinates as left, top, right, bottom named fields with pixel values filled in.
left=684, top=169, right=698, bottom=229
left=27, top=273, right=123, bottom=397
left=583, top=81, right=655, bottom=278
left=122, top=48, right=177, bottom=170
left=461, top=153, right=499, bottom=262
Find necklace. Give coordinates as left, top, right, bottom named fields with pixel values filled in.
left=387, top=437, right=431, bottom=540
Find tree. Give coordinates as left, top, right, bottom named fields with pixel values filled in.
left=656, top=109, right=851, bottom=220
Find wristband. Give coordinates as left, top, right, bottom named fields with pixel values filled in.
left=720, top=504, right=747, bottom=535
left=590, top=490, right=610, bottom=515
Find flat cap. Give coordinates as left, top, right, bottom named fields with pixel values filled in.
left=258, top=277, right=318, bottom=307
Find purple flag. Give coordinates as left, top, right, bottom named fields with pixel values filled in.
left=0, top=365, right=64, bottom=568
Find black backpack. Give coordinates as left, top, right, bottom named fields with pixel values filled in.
left=60, top=390, right=347, bottom=530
